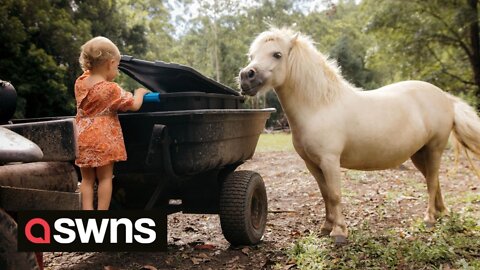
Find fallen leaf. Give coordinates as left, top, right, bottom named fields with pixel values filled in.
left=241, top=247, right=250, bottom=256
left=290, top=230, right=301, bottom=238
left=164, top=258, right=174, bottom=265
left=287, top=258, right=296, bottom=265
left=194, top=244, right=216, bottom=250
left=191, top=257, right=202, bottom=265
left=197, top=253, right=210, bottom=259
left=227, top=256, right=240, bottom=264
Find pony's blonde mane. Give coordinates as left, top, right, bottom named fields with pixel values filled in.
left=265, top=28, right=355, bottom=104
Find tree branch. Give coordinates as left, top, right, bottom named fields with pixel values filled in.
left=425, top=45, right=476, bottom=86
left=416, top=3, right=473, bottom=58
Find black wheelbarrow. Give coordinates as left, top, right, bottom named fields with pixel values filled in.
left=113, top=57, right=275, bottom=249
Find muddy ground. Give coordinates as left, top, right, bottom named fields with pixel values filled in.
left=44, top=149, right=479, bottom=270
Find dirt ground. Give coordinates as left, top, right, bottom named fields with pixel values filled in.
left=43, top=149, right=479, bottom=270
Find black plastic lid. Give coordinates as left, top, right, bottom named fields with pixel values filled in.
left=119, top=56, right=240, bottom=96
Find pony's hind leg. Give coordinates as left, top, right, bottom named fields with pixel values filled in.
left=434, top=186, right=449, bottom=216
left=411, top=147, right=449, bottom=225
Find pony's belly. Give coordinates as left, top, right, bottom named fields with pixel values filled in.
left=339, top=118, right=431, bottom=170
left=340, top=147, right=418, bottom=171
left=341, top=159, right=406, bottom=171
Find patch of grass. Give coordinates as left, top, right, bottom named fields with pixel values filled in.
left=289, top=234, right=329, bottom=269
left=344, top=170, right=365, bottom=181
left=341, top=189, right=358, bottom=199
left=453, top=192, right=480, bottom=204
left=384, top=190, right=403, bottom=202
left=446, top=192, right=480, bottom=216
left=256, top=133, right=294, bottom=152
left=287, top=214, right=480, bottom=269
left=403, top=177, right=426, bottom=191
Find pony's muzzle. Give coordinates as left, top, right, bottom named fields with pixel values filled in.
left=240, top=68, right=257, bottom=81
left=239, top=67, right=260, bottom=96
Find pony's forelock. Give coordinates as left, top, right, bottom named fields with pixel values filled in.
left=249, top=27, right=296, bottom=53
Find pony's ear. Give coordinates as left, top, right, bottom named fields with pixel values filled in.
left=291, top=32, right=300, bottom=44
left=288, top=32, right=300, bottom=55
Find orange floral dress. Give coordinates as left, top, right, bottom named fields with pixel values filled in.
left=74, top=71, right=134, bottom=167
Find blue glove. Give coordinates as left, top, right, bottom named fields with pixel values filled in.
left=143, top=92, right=160, bottom=103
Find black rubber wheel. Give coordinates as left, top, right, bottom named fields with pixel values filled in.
left=219, top=170, right=268, bottom=246
left=0, top=209, right=39, bottom=270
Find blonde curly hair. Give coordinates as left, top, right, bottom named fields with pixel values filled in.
left=79, top=36, right=120, bottom=71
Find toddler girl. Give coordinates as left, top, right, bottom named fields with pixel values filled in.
left=75, top=36, right=150, bottom=210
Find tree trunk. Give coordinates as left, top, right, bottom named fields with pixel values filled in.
left=213, top=21, right=221, bottom=82
left=467, top=0, right=480, bottom=110
left=212, top=0, right=221, bottom=82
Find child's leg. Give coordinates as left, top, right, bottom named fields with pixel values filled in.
left=79, top=167, right=96, bottom=210
left=96, top=163, right=114, bottom=210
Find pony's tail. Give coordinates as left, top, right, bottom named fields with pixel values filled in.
left=447, top=93, right=480, bottom=178
left=448, top=94, right=480, bottom=155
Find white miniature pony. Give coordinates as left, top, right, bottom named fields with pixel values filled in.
left=239, top=28, right=480, bottom=243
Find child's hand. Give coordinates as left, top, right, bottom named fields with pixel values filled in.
left=128, top=88, right=151, bottom=111
left=134, top=88, right=151, bottom=96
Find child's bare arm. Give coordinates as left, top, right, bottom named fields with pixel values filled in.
left=128, top=88, right=150, bottom=111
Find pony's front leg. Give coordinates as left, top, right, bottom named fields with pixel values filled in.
left=317, top=155, right=348, bottom=244
left=305, top=161, right=333, bottom=236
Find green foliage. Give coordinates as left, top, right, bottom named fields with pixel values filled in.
left=330, top=35, right=379, bottom=89
left=297, top=0, right=382, bottom=90
left=287, top=214, right=480, bottom=269
left=0, top=0, right=150, bottom=118
left=362, top=0, right=480, bottom=99
left=2, top=0, right=480, bottom=118
left=0, top=0, right=76, bottom=117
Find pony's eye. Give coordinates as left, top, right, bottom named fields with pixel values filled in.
left=273, top=52, right=282, bottom=59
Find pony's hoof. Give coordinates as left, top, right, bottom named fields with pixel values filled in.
left=333, top=235, right=347, bottom=245
left=424, top=221, right=435, bottom=228
left=436, top=208, right=450, bottom=218
left=319, top=228, right=331, bottom=236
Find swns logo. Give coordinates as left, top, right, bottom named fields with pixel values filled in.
left=18, top=211, right=167, bottom=251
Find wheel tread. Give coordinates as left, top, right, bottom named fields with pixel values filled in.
left=219, top=170, right=267, bottom=245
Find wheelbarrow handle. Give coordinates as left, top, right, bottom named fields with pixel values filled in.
left=143, top=92, right=160, bottom=103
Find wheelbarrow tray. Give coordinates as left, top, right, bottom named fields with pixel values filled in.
left=116, top=108, right=273, bottom=177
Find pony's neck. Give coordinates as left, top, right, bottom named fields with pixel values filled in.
left=275, top=39, right=355, bottom=122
